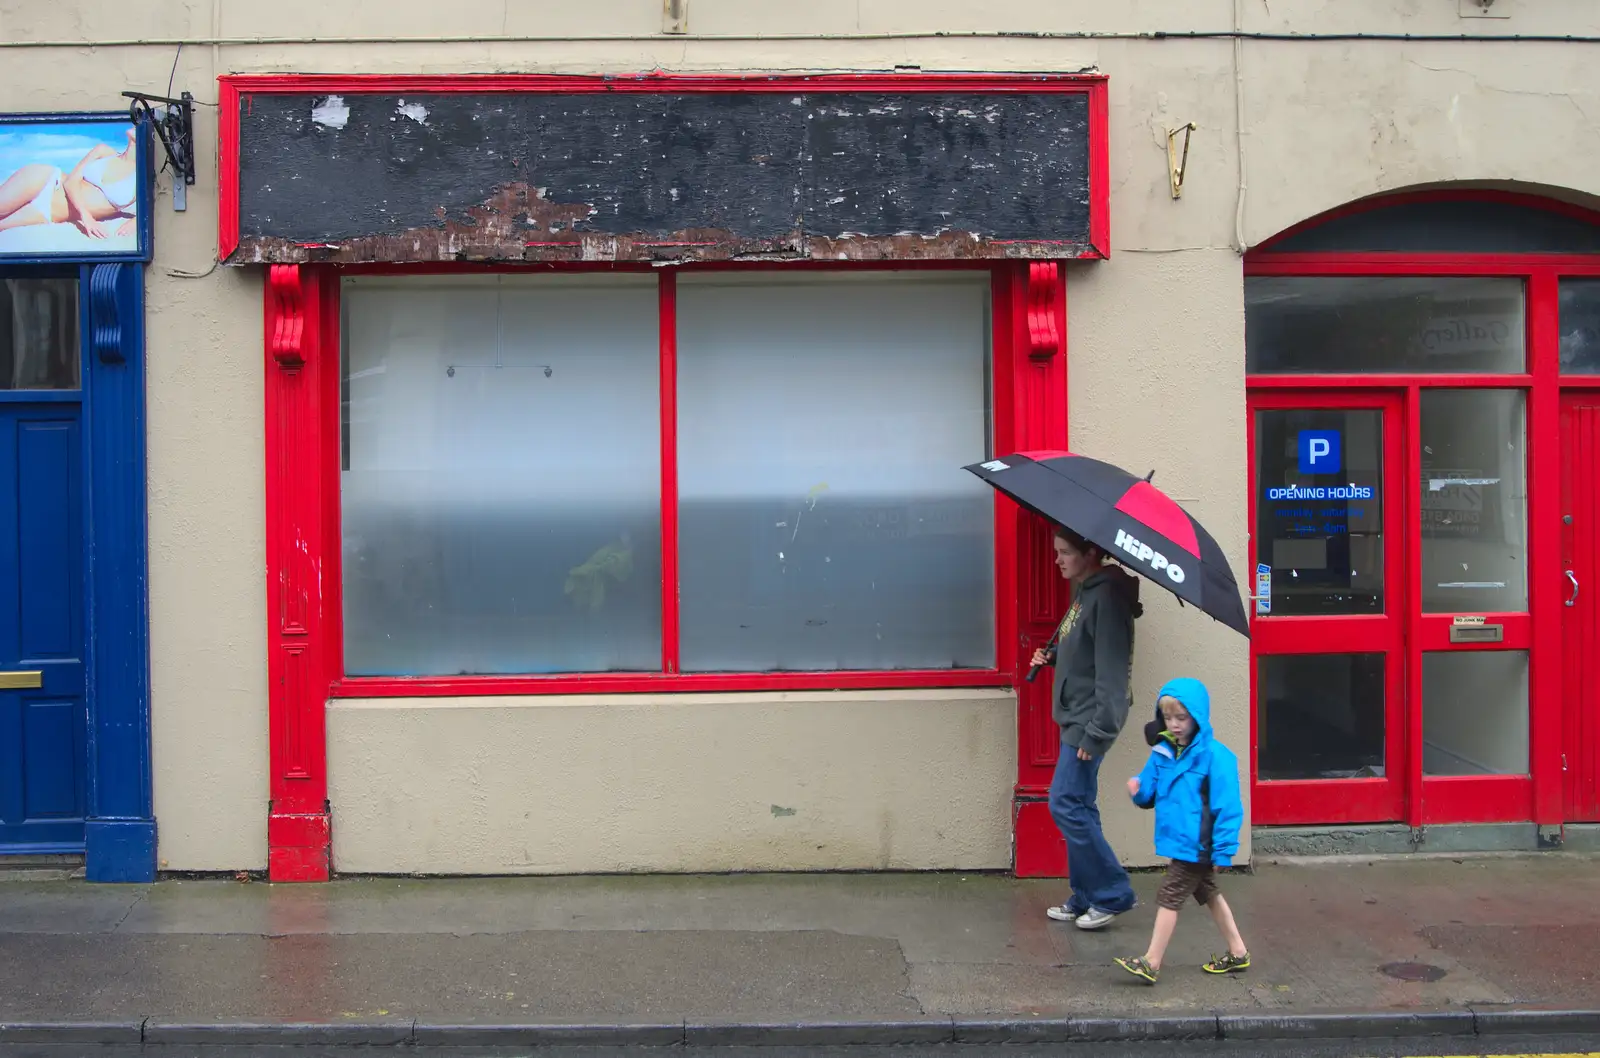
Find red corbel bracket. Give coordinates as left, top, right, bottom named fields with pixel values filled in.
left=268, top=264, right=305, bottom=366
left=1026, top=261, right=1061, bottom=360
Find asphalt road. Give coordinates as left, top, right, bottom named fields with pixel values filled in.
left=3, top=1035, right=1598, bottom=1058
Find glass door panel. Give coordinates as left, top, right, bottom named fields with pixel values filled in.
left=1416, top=388, right=1533, bottom=823
left=1250, top=391, right=1406, bottom=824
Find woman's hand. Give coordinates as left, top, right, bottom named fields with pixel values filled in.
left=78, top=216, right=108, bottom=239
left=115, top=217, right=135, bottom=237
left=1030, top=648, right=1049, bottom=669
left=1126, top=776, right=1140, bottom=798
left=1077, top=747, right=1093, bottom=761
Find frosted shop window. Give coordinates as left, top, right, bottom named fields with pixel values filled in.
left=338, top=271, right=995, bottom=677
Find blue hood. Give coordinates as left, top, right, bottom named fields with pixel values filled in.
left=1154, top=676, right=1213, bottom=759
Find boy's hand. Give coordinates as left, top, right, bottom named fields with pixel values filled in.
left=1126, top=777, right=1140, bottom=798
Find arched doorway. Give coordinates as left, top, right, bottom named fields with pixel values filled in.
left=1244, top=190, right=1600, bottom=832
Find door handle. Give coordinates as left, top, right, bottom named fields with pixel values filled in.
left=1567, top=570, right=1580, bottom=607
left=0, top=670, right=42, bottom=689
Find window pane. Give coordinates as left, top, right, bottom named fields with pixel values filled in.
left=0, top=278, right=78, bottom=390
left=676, top=273, right=995, bottom=672
left=1254, top=409, right=1384, bottom=615
left=1422, top=651, right=1528, bottom=776
left=1264, top=199, right=1600, bottom=255
left=1258, top=653, right=1386, bottom=780
left=1246, top=277, right=1525, bottom=374
left=1420, top=390, right=1527, bottom=613
left=341, top=275, right=662, bottom=676
left=1560, top=279, right=1600, bottom=374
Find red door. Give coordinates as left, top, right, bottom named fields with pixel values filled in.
left=1249, top=391, right=1407, bottom=823
left=1561, top=393, right=1600, bottom=822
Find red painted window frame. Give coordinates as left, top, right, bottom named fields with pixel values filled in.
left=243, top=73, right=1091, bottom=879
left=322, top=260, right=1025, bottom=698
left=1246, top=189, right=1600, bottom=830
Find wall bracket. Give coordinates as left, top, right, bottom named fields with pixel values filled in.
left=1168, top=122, right=1196, bottom=200
left=123, top=90, right=196, bottom=211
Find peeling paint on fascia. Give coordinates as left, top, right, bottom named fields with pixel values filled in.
left=395, top=99, right=430, bottom=125
left=311, top=95, right=350, bottom=129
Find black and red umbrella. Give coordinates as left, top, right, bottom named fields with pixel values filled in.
left=964, top=450, right=1249, bottom=637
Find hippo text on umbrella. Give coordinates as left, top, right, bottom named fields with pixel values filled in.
left=1114, top=528, right=1186, bottom=584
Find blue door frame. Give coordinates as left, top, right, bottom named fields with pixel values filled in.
left=0, top=264, right=155, bottom=882
left=82, top=261, right=155, bottom=881
left=0, top=110, right=155, bottom=881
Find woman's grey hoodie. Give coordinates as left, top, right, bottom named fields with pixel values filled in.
left=1051, top=564, right=1144, bottom=758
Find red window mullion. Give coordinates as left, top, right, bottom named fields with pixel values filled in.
left=1247, top=374, right=1532, bottom=390
left=1404, top=383, right=1424, bottom=828
left=1416, top=613, right=1531, bottom=652
left=322, top=269, right=345, bottom=694
left=658, top=271, right=681, bottom=676
left=1250, top=617, right=1397, bottom=655
left=1528, top=267, right=1565, bottom=823
left=990, top=267, right=1020, bottom=682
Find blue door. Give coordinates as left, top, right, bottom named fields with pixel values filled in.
left=0, top=276, right=87, bottom=850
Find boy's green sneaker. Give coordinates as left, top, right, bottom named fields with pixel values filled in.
left=1114, top=955, right=1159, bottom=984
left=1203, top=951, right=1251, bottom=974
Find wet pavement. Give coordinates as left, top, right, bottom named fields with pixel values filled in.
left=3, top=1041, right=1599, bottom=1058
left=0, top=856, right=1596, bottom=1024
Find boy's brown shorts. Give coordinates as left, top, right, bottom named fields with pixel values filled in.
left=1156, top=859, right=1218, bottom=911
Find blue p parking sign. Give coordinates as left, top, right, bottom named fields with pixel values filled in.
left=1298, top=430, right=1341, bottom=475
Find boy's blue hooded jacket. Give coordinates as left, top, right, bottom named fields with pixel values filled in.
left=1130, top=677, right=1243, bottom=867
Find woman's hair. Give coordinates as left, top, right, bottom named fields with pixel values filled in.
left=1053, top=526, right=1103, bottom=560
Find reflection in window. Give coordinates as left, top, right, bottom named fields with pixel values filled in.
left=341, top=275, right=663, bottom=676
left=1422, top=651, right=1528, bottom=776
left=1246, top=277, right=1525, bottom=374
left=1262, top=198, right=1600, bottom=255
left=1561, top=279, right=1600, bottom=374
left=339, top=272, right=998, bottom=678
left=1258, top=653, right=1386, bottom=780
left=676, top=274, right=995, bottom=672
left=1254, top=409, right=1383, bottom=615
left=1419, top=391, right=1527, bottom=614
left=0, top=278, right=79, bottom=391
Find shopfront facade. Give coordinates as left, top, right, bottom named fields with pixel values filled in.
left=7, top=0, right=1600, bottom=879
left=1246, top=194, right=1600, bottom=837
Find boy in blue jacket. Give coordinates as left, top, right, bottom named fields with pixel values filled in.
left=1114, top=677, right=1250, bottom=984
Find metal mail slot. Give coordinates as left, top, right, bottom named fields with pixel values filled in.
left=1449, top=625, right=1504, bottom=644
left=0, top=670, right=43, bottom=689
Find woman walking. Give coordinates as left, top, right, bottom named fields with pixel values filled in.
left=1032, top=527, right=1143, bottom=931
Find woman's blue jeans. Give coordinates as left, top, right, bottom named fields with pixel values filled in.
left=1048, top=746, right=1137, bottom=914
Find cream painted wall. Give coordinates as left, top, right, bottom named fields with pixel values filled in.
left=328, top=691, right=1015, bottom=874
left=1066, top=249, right=1251, bottom=866
left=5, top=0, right=1598, bottom=869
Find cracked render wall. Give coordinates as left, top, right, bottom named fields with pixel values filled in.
left=3, top=0, right=1598, bottom=870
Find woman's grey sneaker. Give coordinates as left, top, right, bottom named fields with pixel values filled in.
left=1045, top=904, right=1082, bottom=923
left=1074, top=907, right=1120, bottom=930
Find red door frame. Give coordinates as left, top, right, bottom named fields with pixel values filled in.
left=1247, top=390, right=1408, bottom=824
left=1247, top=193, right=1600, bottom=830
left=1560, top=391, right=1600, bottom=822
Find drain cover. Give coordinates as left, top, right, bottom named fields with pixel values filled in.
left=1379, top=961, right=1448, bottom=982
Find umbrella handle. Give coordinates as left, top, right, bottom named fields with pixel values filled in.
left=1025, top=643, right=1057, bottom=683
